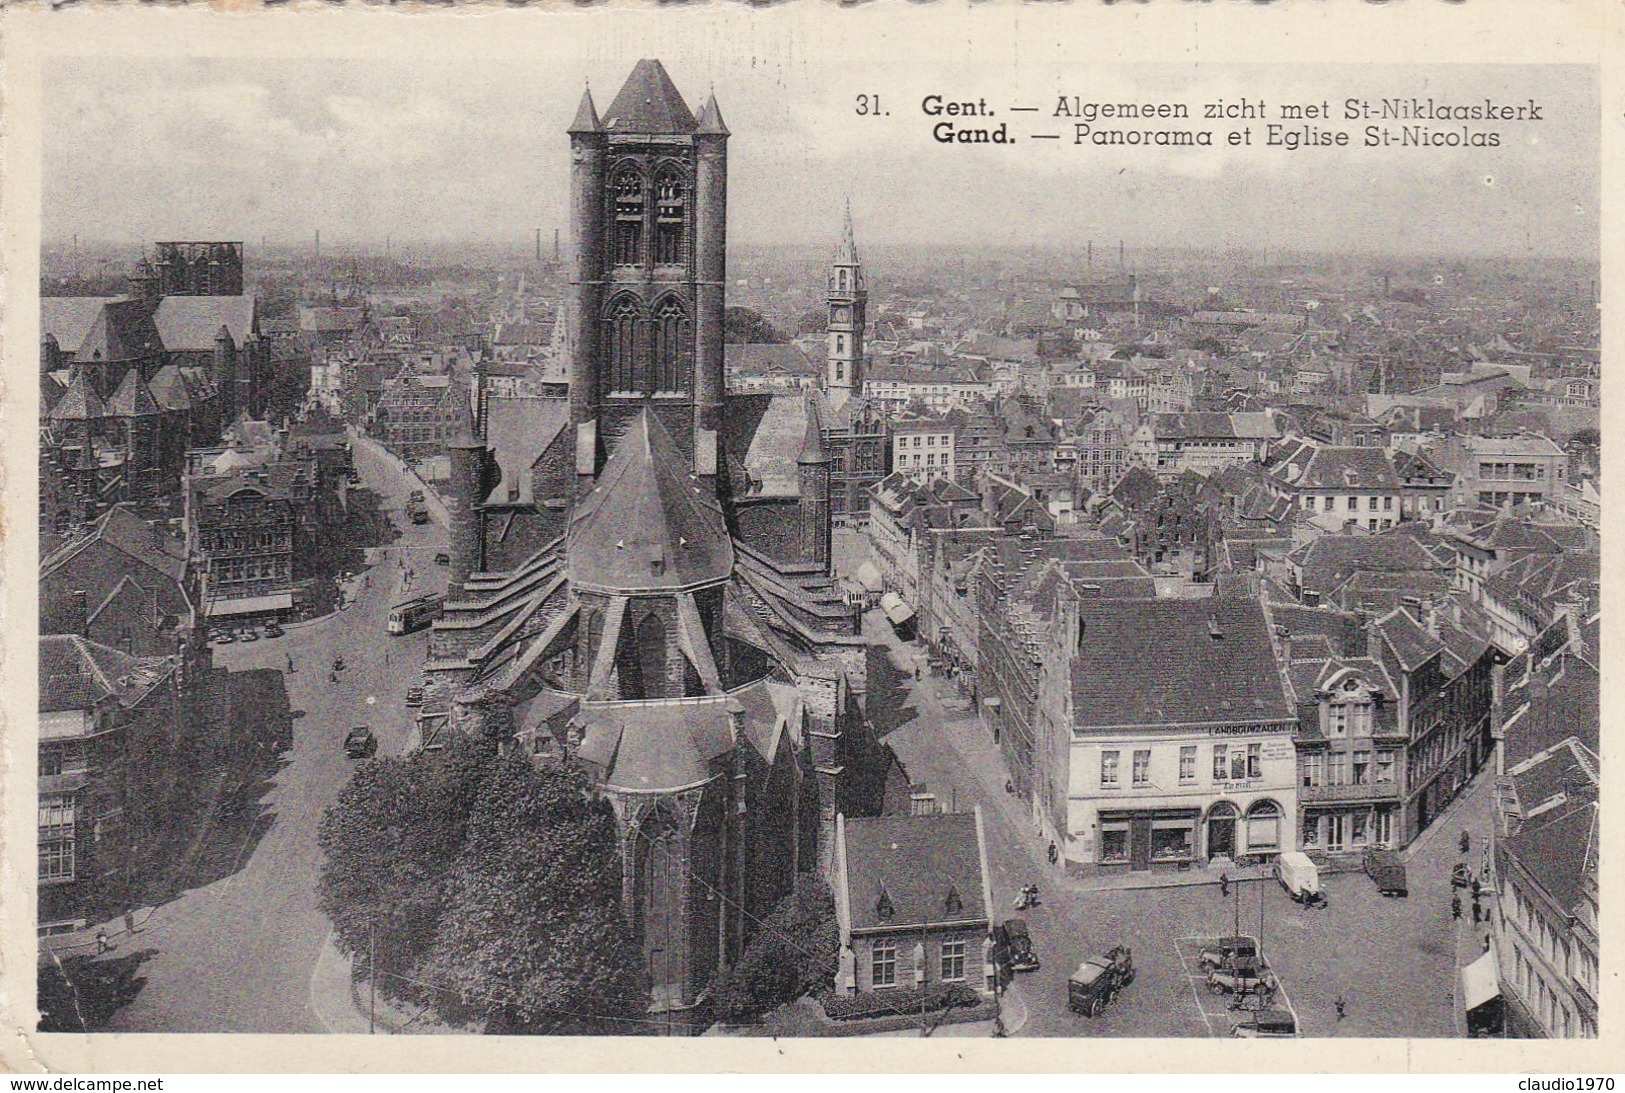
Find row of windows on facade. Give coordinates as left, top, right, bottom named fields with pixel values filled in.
left=1476, top=462, right=1548, bottom=481
left=1299, top=807, right=1395, bottom=850
left=1099, top=802, right=1282, bottom=864
left=612, top=169, right=690, bottom=267
left=212, top=559, right=290, bottom=583
left=1301, top=494, right=1398, bottom=512
left=1503, top=878, right=1596, bottom=1026
left=200, top=531, right=288, bottom=553
left=869, top=936, right=969, bottom=988
left=1511, top=941, right=1591, bottom=1039
left=1299, top=749, right=1399, bottom=787
left=1100, top=743, right=1283, bottom=787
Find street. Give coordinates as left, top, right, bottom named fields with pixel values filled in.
left=866, top=609, right=1495, bottom=1039
left=103, top=437, right=448, bottom=1033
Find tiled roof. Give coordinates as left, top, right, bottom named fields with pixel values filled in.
left=146, top=365, right=192, bottom=411
left=601, top=59, right=697, bottom=135
left=841, top=812, right=989, bottom=932
left=50, top=368, right=105, bottom=422
left=1297, top=446, right=1402, bottom=491
left=1371, top=608, right=1443, bottom=674
left=153, top=295, right=256, bottom=351
left=1503, top=744, right=1597, bottom=920
left=580, top=700, right=733, bottom=792
left=567, top=409, right=733, bottom=593
left=725, top=343, right=816, bottom=375
left=80, top=299, right=164, bottom=362
left=1071, top=596, right=1293, bottom=731
left=39, top=634, right=168, bottom=713
left=743, top=394, right=814, bottom=496
left=107, top=367, right=161, bottom=417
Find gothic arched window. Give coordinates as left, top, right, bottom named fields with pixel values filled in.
left=613, top=168, right=645, bottom=267
left=652, top=297, right=690, bottom=395
left=636, top=611, right=668, bottom=699
left=654, top=168, right=687, bottom=265
left=605, top=296, right=643, bottom=395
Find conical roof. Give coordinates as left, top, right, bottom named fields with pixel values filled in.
left=108, top=366, right=161, bottom=417
left=695, top=92, right=730, bottom=137
left=834, top=198, right=861, bottom=267
left=147, top=364, right=191, bottom=412
left=601, top=59, right=696, bottom=135
left=51, top=367, right=105, bottom=423
left=797, top=398, right=830, bottom=465
left=568, top=408, right=732, bottom=593
left=568, top=88, right=602, bottom=134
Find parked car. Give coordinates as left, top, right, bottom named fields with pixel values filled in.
left=1199, top=936, right=1258, bottom=970
left=434, top=552, right=451, bottom=566
left=1364, top=847, right=1408, bottom=897
left=997, top=918, right=1040, bottom=972
left=212, top=629, right=235, bottom=645
left=1231, top=1008, right=1298, bottom=1038
left=1067, top=947, right=1134, bottom=1017
left=262, top=620, right=284, bottom=639
left=1207, top=959, right=1277, bottom=998
left=238, top=627, right=259, bottom=643
left=1274, top=851, right=1325, bottom=906
left=1451, top=863, right=1475, bottom=889
left=343, top=727, right=377, bottom=758
left=405, top=687, right=425, bottom=707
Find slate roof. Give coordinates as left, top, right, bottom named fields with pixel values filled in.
left=568, top=409, right=732, bottom=592
left=1370, top=608, right=1443, bottom=674
left=146, top=365, right=192, bottom=411
left=1504, top=658, right=1599, bottom=765
left=50, top=368, right=106, bottom=422
left=80, top=299, right=165, bottom=362
left=1071, top=596, right=1294, bottom=731
left=725, top=343, right=816, bottom=375
left=153, top=295, right=256, bottom=351
left=41, top=297, right=122, bottom=357
left=481, top=395, right=571, bottom=506
left=43, top=504, right=188, bottom=584
left=601, top=59, right=697, bottom=135
left=840, top=812, right=989, bottom=932
left=1289, top=531, right=1445, bottom=597
left=743, top=394, right=814, bottom=496
left=108, top=367, right=161, bottom=417
left=578, top=700, right=734, bottom=793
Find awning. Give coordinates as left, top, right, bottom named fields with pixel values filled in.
left=1461, top=950, right=1501, bottom=1012
left=879, top=592, right=916, bottom=626
left=208, top=592, right=294, bottom=618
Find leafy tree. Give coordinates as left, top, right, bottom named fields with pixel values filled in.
left=316, top=733, right=495, bottom=988
left=707, top=876, right=838, bottom=1024
left=417, top=757, right=643, bottom=1034
left=724, top=306, right=786, bottom=345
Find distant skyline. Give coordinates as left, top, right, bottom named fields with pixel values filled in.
left=44, top=54, right=1598, bottom=261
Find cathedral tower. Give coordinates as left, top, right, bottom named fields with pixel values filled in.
left=566, top=60, right=729, bottom=486
left=825, top=201, right=867, bottom=410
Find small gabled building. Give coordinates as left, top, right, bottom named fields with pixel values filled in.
left=831, top=809, right=996, bottom=998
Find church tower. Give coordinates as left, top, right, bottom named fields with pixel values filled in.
left=566, top=60, right=729, bottom=488
left=825, top=201, right=867, bottom=411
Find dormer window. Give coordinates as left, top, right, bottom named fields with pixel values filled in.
left=944, top=885, right=963, bottom=915
left=876, top=888, right=895, bottom=921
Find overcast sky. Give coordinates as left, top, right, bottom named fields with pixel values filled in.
left=43, top=50, right=1597, bottom=260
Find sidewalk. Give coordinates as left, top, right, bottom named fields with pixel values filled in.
left=308, top=931, right=462, bottom=1036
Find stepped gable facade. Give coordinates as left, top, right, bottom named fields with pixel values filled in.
left=427, top=60, right=886, bottom=1021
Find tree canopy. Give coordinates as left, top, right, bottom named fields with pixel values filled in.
left=317, top=736, right=643, bottom=1033
left=724, top=306, right=787, bottom=345
left=707, top=876, right=838, bottom=1024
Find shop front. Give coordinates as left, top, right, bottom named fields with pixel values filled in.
left=1098, top=808, right=1200, bottom=872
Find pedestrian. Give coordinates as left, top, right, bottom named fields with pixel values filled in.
left=1005, top=778, right=1014, bottom=795
left=123, top=911, right=135, bottom=935
left=1451, top=893, right=1462, bottom=920
left=95, top=929, right=109, bottom=955
left=1471, top=877, right=1481, bottom=900
left=1335, top=995, right=1346, bottom=1021
left=1219, top=872, right=1230, bottom=899
left=1047, top=841, right=1058, bottom=866
left=1459, top=830, right=1472, bottom=856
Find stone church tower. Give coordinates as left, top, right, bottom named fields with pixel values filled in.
left=566, top=59, right=730, bottom=481
left=824, top=202, right=867, bottom=411
left=428, top=60, right=892, bottom=1031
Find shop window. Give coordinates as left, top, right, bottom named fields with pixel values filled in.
left=941, top=939, right=966, bottom=982
left=872, top=940, right=898, bottom=988
left=1132, top=749, right=1150, bottom=786
left=1245, top=800, right=1282, bottom=851
left=1151, top=823, right=1193, bottom=861
left=1100, top=750, right=1119, bottom=787
left=1099, top=824, right=1129, bottom=863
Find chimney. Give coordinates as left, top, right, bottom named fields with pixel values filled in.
left=446, top=435, right=487, bottom=595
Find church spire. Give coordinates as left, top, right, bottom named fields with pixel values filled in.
left=824, top=201, right=867, bottom=408
left=834, top=197, right=860, bottom=267
left=568, top=87, right=602, bottom=134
